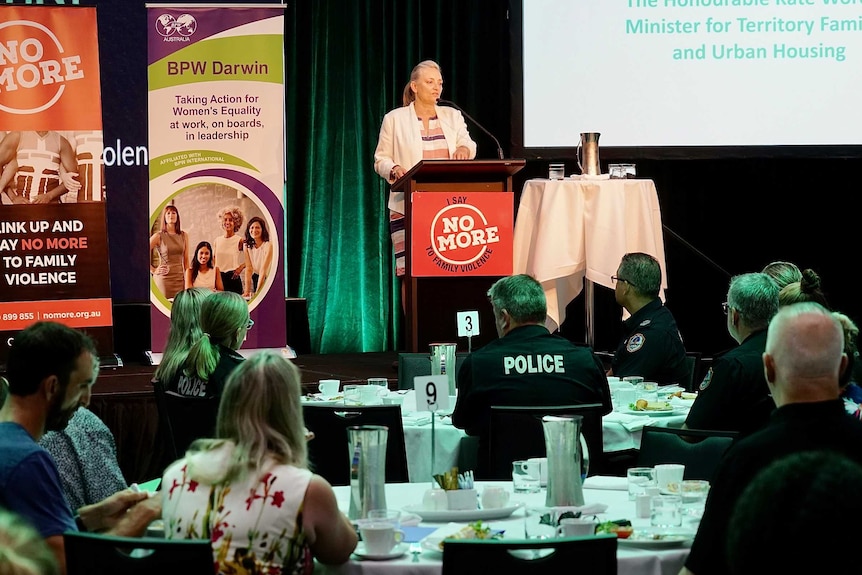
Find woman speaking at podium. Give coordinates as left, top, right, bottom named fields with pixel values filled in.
left=373, top=60, right=476, bottom=281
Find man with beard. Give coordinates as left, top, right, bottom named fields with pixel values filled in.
left=0, top=322, right=161, bottom=575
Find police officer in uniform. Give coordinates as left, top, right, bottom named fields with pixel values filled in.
left=610, top=253, right=688, bottom=386
left=452, top=274, right=612, bottom=478
left=683, top=272, right=779, bottom=437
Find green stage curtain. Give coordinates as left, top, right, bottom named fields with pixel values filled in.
left=286, top=1, right=510, bottom=353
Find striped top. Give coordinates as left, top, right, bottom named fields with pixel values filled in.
left=420, top=116, right=450, bottom=159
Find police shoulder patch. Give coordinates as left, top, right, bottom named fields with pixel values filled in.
left=626, top=333, right=645, bottom=353
left=699, top=368, right=713, bottom=391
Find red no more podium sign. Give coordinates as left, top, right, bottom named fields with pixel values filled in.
left=411, top=191, right=513, bottom=277
left=394, top=159, right=525, bottom=351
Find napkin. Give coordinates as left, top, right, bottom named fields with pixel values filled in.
left=402, top=413, right=432, bottom=426
left=603, top=411, right=654, bottom=432
left=583, top=475, right=628, bottom=491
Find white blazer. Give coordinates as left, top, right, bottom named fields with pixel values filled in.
left=373, top=102, right=477, bottom=214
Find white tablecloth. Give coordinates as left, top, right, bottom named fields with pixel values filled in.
left=404, top=405, right=691, bottom=480
left=513, top=178, right=667, bottom=332
left=314, top=479, right=690, bottom=575
left=403, top=415, right=464, bottom=483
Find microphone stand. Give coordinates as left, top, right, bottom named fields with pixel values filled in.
left=437, top=99, right=505, bottom=159
left=662, top=224, right=731, bottom=278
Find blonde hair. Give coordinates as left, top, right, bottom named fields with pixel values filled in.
left=402, top=60, right=442, bottom=106
left=0, top=509, right=59, bottom=575
left=192, top=351, right=307, bottom=483
left=216, top=205, right=244, bottom=233
left=761, top=260, right=802, bottom=290
left=155, top=287, right=213, bottom=383
left=185, top=291, right=249, bottom=380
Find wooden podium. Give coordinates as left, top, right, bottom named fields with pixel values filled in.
left=393, top=159, right=526, bottom=352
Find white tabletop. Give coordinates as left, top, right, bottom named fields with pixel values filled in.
left=304, top=392, right=692, bottom=485
left=513, top=178, right=667, bottom=332
left=314, top=479, right=691, bottom=575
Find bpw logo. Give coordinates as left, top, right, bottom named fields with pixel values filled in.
left=430, top=204, right=499, bottom=269
left=155, top=13, right=197, bottom=42
left=0, top=21, right=84, bottom=114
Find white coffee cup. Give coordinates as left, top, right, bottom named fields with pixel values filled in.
left=556, top=517, right=597, bottom=537
left=359, top=521, right=405, bottom=555
left=655, top=463, right=686, bottom=491
left=318, top=379, right=340, bottom=397
left=422, top=488, right=448, bottom=510
left=481, top=486, right=510, bottom=509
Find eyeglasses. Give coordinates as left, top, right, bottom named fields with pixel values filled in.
left=721, top=302, right=730, bottom=315
left=611, top=275, right=636, bottom=290
left=246, top=318, right=255, bottom=329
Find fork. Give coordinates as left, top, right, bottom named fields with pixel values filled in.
left=410, top=542, right=422, bottom=562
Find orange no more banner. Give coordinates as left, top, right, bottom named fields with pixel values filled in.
left=0, top=7, right=103, bottom=130
left=410, top=191, right=513, bottom=277
left=0, top=297, right=112, bottom=330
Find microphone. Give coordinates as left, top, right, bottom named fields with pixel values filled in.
left=437, top=99, right=505, bottom=160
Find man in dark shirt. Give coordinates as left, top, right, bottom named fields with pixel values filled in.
left=0, top=322, right=160, bottom=574
left=609, top=252, right=688, bottom=386
left=451, top=274, right=612, bottom=477
left=681, top=301, right=862, bottom=575
left=684, top=272, right=779, bottom=436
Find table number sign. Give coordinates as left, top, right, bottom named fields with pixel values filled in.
left=414, top=375, right=449, bottom=413
left=415, top=374, right=449, bottom=479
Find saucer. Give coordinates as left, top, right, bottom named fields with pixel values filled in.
left=353, top=542, right=408, bottom=560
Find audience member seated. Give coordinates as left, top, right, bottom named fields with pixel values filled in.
left=161, top=350, right=358, bottom=573
left=39, top=353, right=127, bottom=510
left=608, top=252, right=689, bottom=386
left=833, top=311, right=862, bottom=418
left=451, top=274, right=612, bottom=478
left=725, top=450, right=862, bottom=575
left=680, top=302, right=862, bottom=575
left=0, top=507, right=59, bottom=575
left=778, top=267, right=830, bottom=308
left=0, top=322, right=161, bottom=575
left=160, top=290, right=250, bottom=454
left=760, top=259, right=802, bottom=290
left=153, top=287, right=213, bottom=386
left=683, top=272, right=779, bottom=437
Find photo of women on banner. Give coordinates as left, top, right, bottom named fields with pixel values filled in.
left=147, top=5, right=286, bottom=354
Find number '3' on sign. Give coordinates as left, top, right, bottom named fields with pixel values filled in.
left=414, top=375, right=449, bottom=412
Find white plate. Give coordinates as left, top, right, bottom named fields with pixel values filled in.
left=620, top=408, right=687, bottom=417
left=403, top=501, right=525, bottom=522
left=353, top=542, right=408, bottom=560
left=301, top=395, right=343, bottom=406
left=617, top=530, right=695, bottom=548
left=420, top=537, right=445, bottom=557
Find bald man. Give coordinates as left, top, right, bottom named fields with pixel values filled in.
left=680, top=302, right=862, bottom=575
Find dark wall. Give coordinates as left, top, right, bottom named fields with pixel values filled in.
left=78, top=0, right=862, bottom=360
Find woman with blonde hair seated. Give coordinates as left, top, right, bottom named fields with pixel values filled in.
left=161, top=350, right=357, bottom=573
left=159, top=290, right=250, bottom=455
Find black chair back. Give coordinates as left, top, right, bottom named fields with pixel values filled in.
left=637, top=426, right=738, bottom=482
left=397, top=352, right=468, bottom=390
left=64, top=532, right=212, bottom=575
left=302, top=404, right=409, bottom=485
left=683, top=352, right=702, bottom=391
left=484, top=403, right=605, bottom=480
left=441, top=535, right=617, bottom=574
left=152, top=378, right=218, bottom=459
